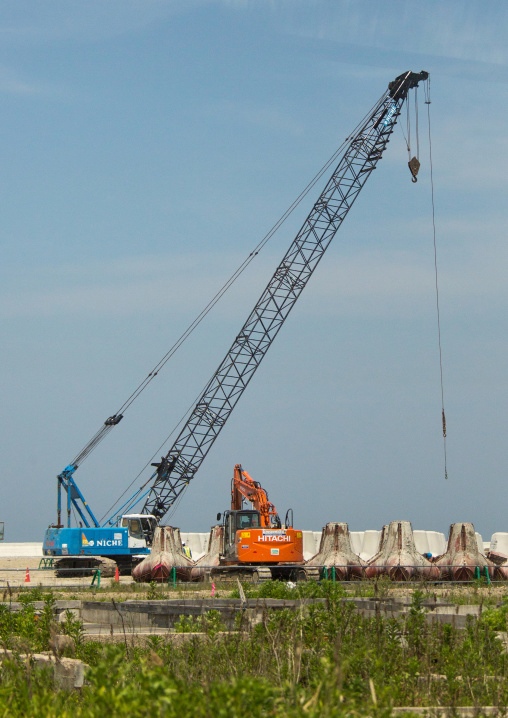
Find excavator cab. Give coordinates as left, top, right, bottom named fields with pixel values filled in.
left=219, top=465, right=304, bottom=566
left=222, top=510, right=260, bottom=560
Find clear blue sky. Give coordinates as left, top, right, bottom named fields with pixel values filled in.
left=2, top=1, right=507, bottom=543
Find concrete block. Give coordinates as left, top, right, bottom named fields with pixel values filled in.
left=349, top=532, right=364, bottom=556
left=180, top=532, right=210, bottom=561
left=413, top=530, right=447, bottom=557
left=32, top=653, right=86, bottom=690
left=312, top=532, right=321, bottom=551
left=0, top=543, right=43, bottom=557
left=476, top=532, right=485, bottom=555
left=427, top=531, right=447, bottom=556
left=53, top=657, right=86, bottom=690
left=359, top=530, right=381, bottom=561
left=0, top=649, right=87, bottom=690
left=301, top=531, right=318, bottom=560
left=413, top=530, right=430, bottom=555
left=56, top=608, right=80, bottom=622
left=490, top=533, right=508, bottom=555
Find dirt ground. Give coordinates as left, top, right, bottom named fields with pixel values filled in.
left=1, top=554, right=508, bottom=604
left=0, top=556, right=131, bottom=591
left=0, top=554, right=233, bottom=598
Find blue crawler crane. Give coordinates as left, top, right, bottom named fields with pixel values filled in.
left=43, top=458, right=158, bottom=574
left=44, top=71, right=429, bottom=576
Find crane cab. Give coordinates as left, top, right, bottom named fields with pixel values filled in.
left=120, top=514, right=157, bottom=549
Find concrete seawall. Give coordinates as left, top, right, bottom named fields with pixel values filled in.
left=0, top=543, right=43, bottom=557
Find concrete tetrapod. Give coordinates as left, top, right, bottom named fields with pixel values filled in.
left=132, top=526, right=195, bottom=583
left=487, top=532, right=508, bottom=578
left=305, top=523, right=364, bottom=580
left=365, top=521, right=440, bottom=581
left=364, top=524, right=388, bottom=570
left=434, top=523, right=499, bottom=581
left=190, top=525, right=224, bottom=581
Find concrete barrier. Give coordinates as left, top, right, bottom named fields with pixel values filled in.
left=413, top=530, right=447, bottom=557
left=0, top=529, right=501, bottom=564
left=476, top=532, right=485, bottom=555
left=359, top=530, right=381, bottom=561
left=0, top=543, right=43, bottom=557
left=180, top=532, right=209, bottom=560
left=349, top=532, right=364, bottom=556
left=428, top=531, right=447, bottom=556
left=301, top=531, right=318, bottom=560
left=490, top=532, right=508, bottom=555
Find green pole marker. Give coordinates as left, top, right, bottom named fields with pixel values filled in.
left=475, top=566, right=480, bottom=580
left=484, top=566, right=491, bottom=586
left=38, top=558, right=54, bottom=569
left=168, top=566, right=176, bottom=589
left=332, top=566, right=336, bottom=583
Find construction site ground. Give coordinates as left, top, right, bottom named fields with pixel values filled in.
left=2, top=553, right=507, bottom=629
left=1, top=553, right=507, bottom=598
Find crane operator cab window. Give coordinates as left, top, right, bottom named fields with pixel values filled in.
left=121, top=516, right=156, bottom=545
left=126, top=519, right=142, bottom=539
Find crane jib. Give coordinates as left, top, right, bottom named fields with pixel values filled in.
left=139, top=70, right=429, bottom=524
left=383, top=103, right=398, bottom=127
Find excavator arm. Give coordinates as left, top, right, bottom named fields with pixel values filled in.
left=231, top=464, right=280, bottom=528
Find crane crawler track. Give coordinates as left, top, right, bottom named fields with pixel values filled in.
left=54, top=556, right=123, bottom=578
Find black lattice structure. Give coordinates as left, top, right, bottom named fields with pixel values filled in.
left=142, top=71, right=428, bottom=521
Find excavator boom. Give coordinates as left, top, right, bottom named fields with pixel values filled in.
left=220, top=464, right=303, bottom=571
left=231, top=464, right=279, bottom=528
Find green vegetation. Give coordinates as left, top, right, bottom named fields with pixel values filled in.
left=1, top=584, right=508, bottom=715
left=174, top=609, right=225, bottom=636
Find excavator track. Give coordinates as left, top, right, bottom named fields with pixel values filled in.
left=302, top=567, right=321, bottom=581
left=210, top=566, right=274, bottom=583
left=251, top=568, right=272, bottom=583
left=54, top=555, right=118, bottom=578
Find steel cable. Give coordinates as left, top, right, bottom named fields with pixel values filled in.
left=425, top=77, right=448, bottom=479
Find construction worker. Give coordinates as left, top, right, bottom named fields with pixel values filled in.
left=182, top=542, right=192, bottom=559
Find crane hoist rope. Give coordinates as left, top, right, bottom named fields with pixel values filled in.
left=405, top=85, right=422, bottom=182
left=399, top=75, right=447, bottom=478
left=424, top=77, right=448, bottom=479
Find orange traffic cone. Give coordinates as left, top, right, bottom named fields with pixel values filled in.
left=25, top=568, right=30, bottom=583
left=114, top=566, right=120, bottom=582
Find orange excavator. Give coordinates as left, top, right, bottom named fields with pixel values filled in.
left=216, top=464, right=304, bottom=581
